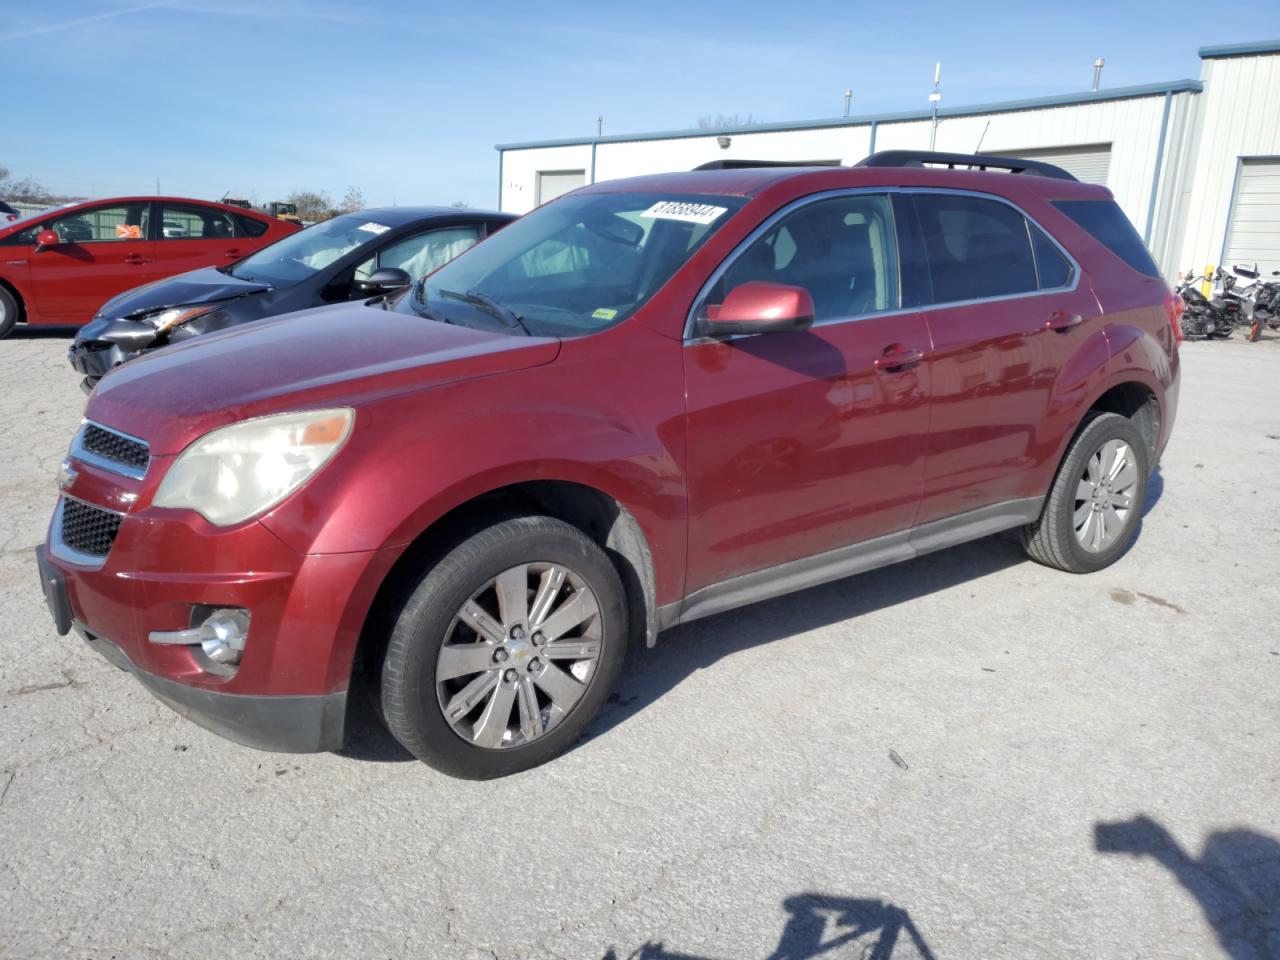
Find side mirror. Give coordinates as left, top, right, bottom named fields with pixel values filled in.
left=700, top=281, right=815, bottom=337
left=357, top=267, right=412, bottom=295
left=34, top=229, right=60, bottom=251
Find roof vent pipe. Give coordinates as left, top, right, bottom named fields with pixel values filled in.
left=1092, top=58, right=1105, bottom=91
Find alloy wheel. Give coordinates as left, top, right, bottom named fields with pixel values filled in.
left=1073, top=439, right=1139, bottom=552
left=435, top=562, right=602, bottom=749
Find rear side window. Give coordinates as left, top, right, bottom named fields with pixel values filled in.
left=1051, top=199, right=1160, bottom=278
left=912, top=194, right=1037, bottom=303
left=236, top=215, right=269, bottom=238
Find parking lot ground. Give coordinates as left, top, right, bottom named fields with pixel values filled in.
left=1, top=328, right=1278, bottom=960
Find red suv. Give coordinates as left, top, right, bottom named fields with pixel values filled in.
left=36, top=152, right=1179, bottom=778
left=0, top=196, right=296, bottom=337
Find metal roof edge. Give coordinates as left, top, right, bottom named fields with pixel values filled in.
left=1198, top=40, right=1280, bottom=59
left=494, top=79, right=1204, bottom=152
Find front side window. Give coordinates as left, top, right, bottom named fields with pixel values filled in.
left=913, top=194, right=1038, bottom=303
left=404, top=192, right=746, bottom=337
left=159, top=203, right=236, bottom=240
left=228, top=213, right=390, bottom=285
left=699, top=193, right=900, bottom=324
left=47, top=204, right=150, bottom=244
left=354, top=225, right=484, bottom=283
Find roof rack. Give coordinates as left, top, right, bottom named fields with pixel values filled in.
left=855, top=150, right=1078, bottom=181
left=692, top=159, right=842, bottom=171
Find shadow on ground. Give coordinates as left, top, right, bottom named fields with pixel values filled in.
left=1096, top=815, right=1280, bottom=959
left=5, top=324, right=79, bottom=340
left=602, top=892, right=936, bottom=959
left=340, top=466, right=1167, bottom=763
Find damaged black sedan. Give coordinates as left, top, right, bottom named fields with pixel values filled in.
left=68, top=206, right=515, bottom=391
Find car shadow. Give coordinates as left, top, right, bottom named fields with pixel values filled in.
left=341, top=467, right=1170, bottom=765
left=6, top=324, right=79, bottom=340
left=584, top=530, right=1027, bottom=747
left=1095, top=815, right=1280, bottom=959
left=601, top=891, right=937, bottom=959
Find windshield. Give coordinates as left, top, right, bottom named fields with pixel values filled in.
left=230, top=213, right=391, bottom=285
left=397, top=191, right=745, bottom=337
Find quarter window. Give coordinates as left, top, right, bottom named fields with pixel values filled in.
left=913, top=194, right=1038, bottom=303
left=703, top=193, right=900, bottom=324
left=1030, top=224, right=1073, bottom=289
left=47, top=204, right=150, bottom=243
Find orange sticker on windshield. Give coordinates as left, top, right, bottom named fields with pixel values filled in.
left=115, top=223, right=142, bottom=239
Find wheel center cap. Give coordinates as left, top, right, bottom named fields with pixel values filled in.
left=506, top=636, right=534, bottom=666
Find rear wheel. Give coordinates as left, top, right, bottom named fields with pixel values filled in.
left=1022, top=412, right=1149, bottom=573
left=0, top=286, right=18, bottom=338
left=380, top=516, right=627, bottom=779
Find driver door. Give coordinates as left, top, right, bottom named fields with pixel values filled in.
left=29, top=202, right=158, bottom=321
left=682, top=192, right=932, bottom=593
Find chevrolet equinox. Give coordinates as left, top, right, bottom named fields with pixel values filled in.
left=37, top=151, right=1180, bottom=778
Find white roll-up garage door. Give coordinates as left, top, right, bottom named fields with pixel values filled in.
left=1223, top=159, right=1280, bottom=275
left=536, top=170, right=585, bottom=205
left=1000, top=144, right=1112, bottom=185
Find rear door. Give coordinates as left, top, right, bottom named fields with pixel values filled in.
left=151, top=201, right=244, bottom=278
left=27, top=202, right=157, bottom=321
left=682, top=191, right=932, bottom=592
left=909, top=190, right=1100, bottom=525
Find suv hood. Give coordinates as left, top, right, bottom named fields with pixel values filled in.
left=88, top=300, right=560, bottom=455
left=99, top=267, right=271, bottom=320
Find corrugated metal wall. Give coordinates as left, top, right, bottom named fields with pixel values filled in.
left=1174, top=51, right=1280, bottom=275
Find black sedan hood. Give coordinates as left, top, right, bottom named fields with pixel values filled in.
left=98, top=266, right=271, bottom=320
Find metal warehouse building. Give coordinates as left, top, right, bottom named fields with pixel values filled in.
left=495, top=40, right=1280, bottom=278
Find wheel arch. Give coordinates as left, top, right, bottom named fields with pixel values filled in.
left=352, top=477, right=660, bottom=687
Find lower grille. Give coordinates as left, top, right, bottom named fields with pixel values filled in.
left=59, top=497, right=123, bottom=558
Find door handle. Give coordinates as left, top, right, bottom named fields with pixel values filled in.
left=123, top=254, right=152, bottom=265
left=223, top=249, right=241, bottom=258
left=1045, top=310, right=1082, bottom=332
left=873, top=345, right=925, bottom=371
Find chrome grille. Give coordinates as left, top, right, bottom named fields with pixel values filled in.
left=59, top=497, right=123, bottom=558
left=80, top=423, right=149, bottom=472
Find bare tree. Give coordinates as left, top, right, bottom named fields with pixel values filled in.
left=450, top=201, right=470, bottom=209
left=285, top=190, right=333, bottom=221
left=695, top=113, right=758, bottom=129
left=0, top=164, right=53, bottom=202
left=339, top=186, right=364, bottom=214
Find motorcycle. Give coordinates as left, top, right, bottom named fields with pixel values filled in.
left=1232, top=264, right=1280, bottom=342
left=1175, top=267, right=1244, bottom=339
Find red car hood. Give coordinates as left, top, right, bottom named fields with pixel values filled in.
left=87, top=301, right=560, bottom=455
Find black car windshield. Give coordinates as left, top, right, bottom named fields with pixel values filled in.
left=229, top=213, right=393, bottom=285
left=399, top=191, right=746, bottom=337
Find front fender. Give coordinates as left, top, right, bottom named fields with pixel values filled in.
left=257, top=328, right=689, bottom=605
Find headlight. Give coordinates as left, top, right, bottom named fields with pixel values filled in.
left=144, top=304, right=219, bottom=334
left=153, top=409, right=354, bottom=526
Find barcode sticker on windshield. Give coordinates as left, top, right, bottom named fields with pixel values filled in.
left=641, top=201, right=727, bottom=225
left=357, top=222, right=390, bottom=234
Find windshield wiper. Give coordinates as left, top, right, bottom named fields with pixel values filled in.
left=438, top=288, right=531, bottom=336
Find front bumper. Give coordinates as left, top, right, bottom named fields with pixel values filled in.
left=37, top=544, right=348, bottom=752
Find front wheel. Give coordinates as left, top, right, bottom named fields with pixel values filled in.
left=1021, top=412, right=1150, bottom=573
left=380, top=516, right=628, bottom=778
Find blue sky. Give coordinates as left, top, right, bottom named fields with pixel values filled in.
left=2, top=1, right=1275, bottom=209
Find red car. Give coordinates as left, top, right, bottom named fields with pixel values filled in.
left=37, top=151, right=1179, bottom=778
left=0, top=196, right=296, bottom=337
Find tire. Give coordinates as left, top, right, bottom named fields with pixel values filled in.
left=1021, top=411, right=1150, bottom=574
left=0, top=286, right=18, bottom=338
left=380, top=515, right=628, bottom=779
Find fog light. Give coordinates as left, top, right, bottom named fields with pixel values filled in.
left=199, top=608, right=250, bottom=665
left=149, top=606, right=250, bottom=669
